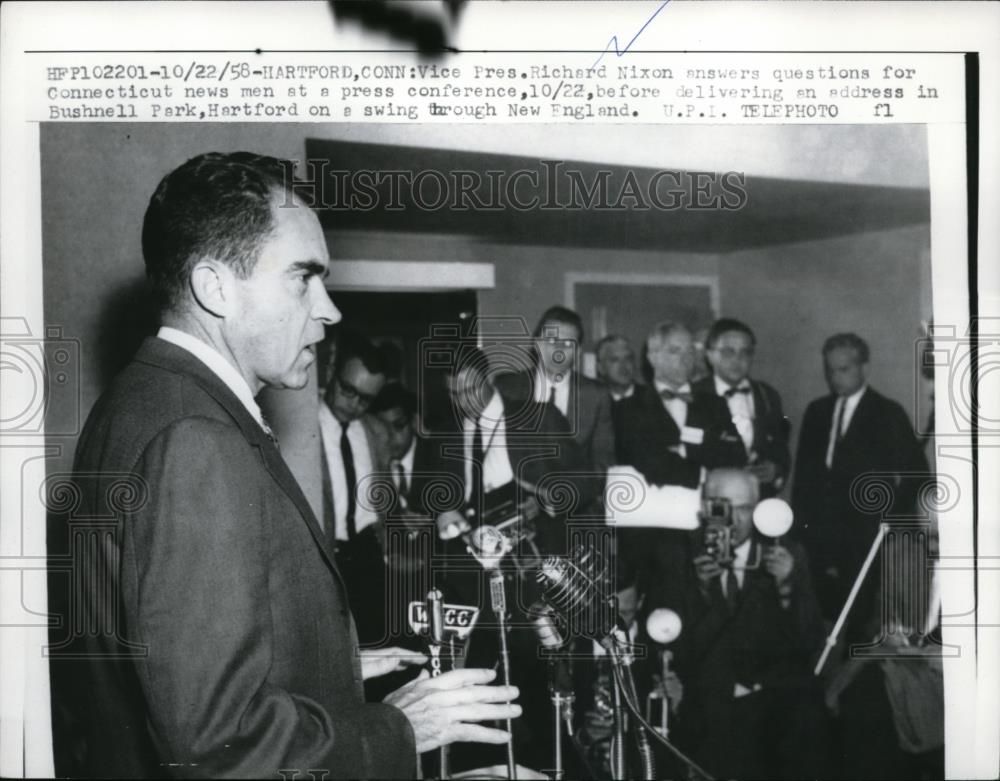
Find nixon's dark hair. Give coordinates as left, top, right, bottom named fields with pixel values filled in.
left=142, top=151, right=299, bottom=312
left=822, top=332, right=870, bottom=364
left=705, top=318, right=757, bottom=349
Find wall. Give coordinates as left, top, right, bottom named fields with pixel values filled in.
left=718, top=223, right=933, bottom=467
left=40, top=123, right=931, bottom=509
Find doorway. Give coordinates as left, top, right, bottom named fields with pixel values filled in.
left=324, top=289, right=477, bottom=425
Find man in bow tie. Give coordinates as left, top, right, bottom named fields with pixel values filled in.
left=693, top=318, right=791, bottom=498
left=616, top=321, right=747, bottom=579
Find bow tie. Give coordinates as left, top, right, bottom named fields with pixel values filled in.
left=724, top=384, right=752, bottom=398
left=660, top=388, right=693, bottom=404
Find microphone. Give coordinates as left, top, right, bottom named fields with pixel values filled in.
left=536, top=546, right=714, bottom=781
left=427, top=588, right=446, bottom=646
left=530, top=601, right=567, bottom=649
left=535, top=545, right=619, bottom=644
left=470, top=525, right=511, bottom=571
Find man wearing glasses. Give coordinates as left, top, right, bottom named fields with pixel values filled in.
left=319, top=331, right=390, bottom=642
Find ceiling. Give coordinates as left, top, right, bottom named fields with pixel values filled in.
left=305, top=137, right=930, bottom=253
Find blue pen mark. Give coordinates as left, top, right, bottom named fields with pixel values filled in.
left=592, top=0, right=672, bottom=69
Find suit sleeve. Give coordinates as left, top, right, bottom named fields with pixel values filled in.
left=588, top=389, right=617, bottom=477
left=616, top=404, right=702, bottom=489
left=761, top=383, right=792, bottom=480
left=883, top=399, right=931, bottom=516
left=125, top=417, right=414, bottom=778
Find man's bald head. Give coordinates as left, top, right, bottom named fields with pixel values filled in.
left=703, top=468, right=760, bottom=545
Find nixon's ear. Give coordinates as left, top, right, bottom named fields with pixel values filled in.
left=189, top=259, right=234, bottom=318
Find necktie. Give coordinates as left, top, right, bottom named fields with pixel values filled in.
left=825, top=397, right=845, bottom=469
left=660, top=387, right=693, bottom=404
left=724, top=384, right=751, bottom=399
left=391, top=459, right=407, bottom=497
left=470, top=420, right=484, bottom=516
left=341, top=426, right=357, bottom=540
left=725, top=567, right=740, bottom=611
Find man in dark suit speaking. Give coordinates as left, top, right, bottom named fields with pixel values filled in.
left=66, top=153, right=519, bottom=778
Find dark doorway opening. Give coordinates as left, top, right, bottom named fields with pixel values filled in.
left=323, top=289, right=477, bottom=425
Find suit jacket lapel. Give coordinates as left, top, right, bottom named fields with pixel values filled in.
left=137, top=337, right=343, bottom=582
left=840, top=387, right=873, bottom=445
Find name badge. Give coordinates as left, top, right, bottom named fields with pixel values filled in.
left=681, top=426, right=705, bottom=445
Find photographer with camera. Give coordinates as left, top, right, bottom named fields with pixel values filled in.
left=647, top=468, right=828, bottom=780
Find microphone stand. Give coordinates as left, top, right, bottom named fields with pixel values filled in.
left=489, top=569, right=517, bottom=780
left=542, top=646, right=575, bottom=781
left=607, top=633, right=714, bottom=781
left=426, top=589, right=450, bottom=779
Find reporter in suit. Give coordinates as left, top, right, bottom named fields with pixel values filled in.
left=792, top=333, right=929, bottom=629
left=693, top=318, right=791, bottom=497
left=616, top=321, right=747, bottom=597
left=494, top=306, right=616, bottom=487
left=65, top=153, right=519, bottom=778
left=648, top=469, right=827, bottom=780
left=617, top=321, right=747, bottom=490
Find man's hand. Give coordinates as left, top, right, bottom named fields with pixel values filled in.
left=360, top=647, right=428, bottom=681
left=384, top=668, right=521, bottom=754
left=693, top=554, right=723, bottom=587
left=436, top=509, right=470, bottom=540
left=747, top=460, right=778, bottom=485
left=762, top=545, right=795, bottom=587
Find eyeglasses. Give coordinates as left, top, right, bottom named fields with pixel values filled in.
left=714, top=347, right=755, bottom=360
left=336, top=377, right=378, bottom=407
left=386, top=416, right=411, bottom=432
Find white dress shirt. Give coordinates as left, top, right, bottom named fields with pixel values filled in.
left=463, top=392, right=515, bottom=501
left=654, top=380, right=692, bottom=460
left=318, top=404, right=377, bottom=540
left=715, top=375, right=756, bottom=455
left=610, top=384, right=635, bottom=402
left=157, top=327, right=267, bottom=430
left=534, top=367, right=571, bottom=418
left=825, top=384, right=867, bottom=468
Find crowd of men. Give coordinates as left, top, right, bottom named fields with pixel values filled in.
left=320, top=306, right=941, bottom=780
left=62, top=152, right=942, bottom=780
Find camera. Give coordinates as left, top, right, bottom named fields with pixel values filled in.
left=1, top=318, right=81, bottom=435
left=700, top=497, right=735, bottom=565
left=915, top=321, right=1000, bottom=437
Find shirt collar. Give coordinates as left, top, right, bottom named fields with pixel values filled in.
left=158, top=327, right=264, bottom=427
left=714, top=374, right=751, bottom=396
left=732, top=536, right=753, bottom=566
left=844, top=383, right=868, bottom=406
left=654, top=379, right=691, bottom=395
left=400, top=438, right=417, bottom=473
left=464, top=391, right=505, bottom=433
left=611, top=384, right=635, bottom=402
